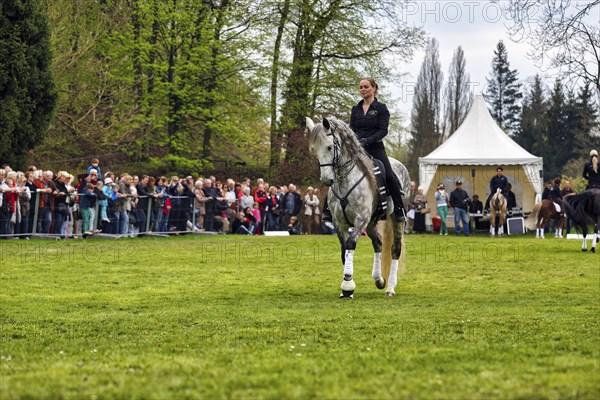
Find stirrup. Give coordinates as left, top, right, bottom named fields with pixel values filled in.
left=394, top=209, right=406, bottom=222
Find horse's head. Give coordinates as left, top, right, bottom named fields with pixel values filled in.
left=306, top=117, right=336, bottom=186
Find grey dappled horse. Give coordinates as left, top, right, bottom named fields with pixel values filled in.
left=306, top=117, right=409, bottom=297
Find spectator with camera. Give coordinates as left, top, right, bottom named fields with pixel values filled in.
left=231, top=211, right=254, bottom=235
left=243, top=206, right=259, bottom=234
left=169, top=176, right=193, bottom=233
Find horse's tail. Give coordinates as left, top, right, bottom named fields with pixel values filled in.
left=380, top=219, right=404, bottom=283
left=525, top=202, right=542, bottom=230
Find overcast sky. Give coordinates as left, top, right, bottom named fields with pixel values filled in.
left=387, top=1, right=560, bottom=124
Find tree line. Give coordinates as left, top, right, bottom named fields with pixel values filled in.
left=2, top=0, right=598, bottom=185
left=1, top=0, right=424, bottom=181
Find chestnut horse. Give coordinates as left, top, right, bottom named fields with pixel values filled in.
left=525, top=199, right=565, bottom=239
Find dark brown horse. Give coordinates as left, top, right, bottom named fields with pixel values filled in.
left=563, top=189, right=600, bottom=252
left=525, top=199, right=565, bottom=239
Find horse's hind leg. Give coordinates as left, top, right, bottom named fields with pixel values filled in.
left=366, top=221, right=385, bottom=289
left=386, top=221, right=403, bottom=297
left=538, top=217, right=545, bottom=239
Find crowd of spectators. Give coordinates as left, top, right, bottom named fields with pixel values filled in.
left=0, top=159, right=332, bottom=239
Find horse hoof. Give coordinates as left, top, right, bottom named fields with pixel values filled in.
left=592, top=248, right=596, bottom=253
left=340, top=291, right=354, bottom=299
left=375, top=277, right=386, bottom=290
left=582, top=248, right=588, bottom=252
left=385, top=290, right=395, bottom=297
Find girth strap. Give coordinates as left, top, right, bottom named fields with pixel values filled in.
left=330, top=172, right=367, bottom=227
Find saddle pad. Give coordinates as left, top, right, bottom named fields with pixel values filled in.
left=553, top=202, right=561, bottom=213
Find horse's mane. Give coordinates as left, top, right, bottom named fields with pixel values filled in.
left=308, top=117, right=378, bottom=192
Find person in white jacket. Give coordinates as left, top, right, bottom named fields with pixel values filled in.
left=304, top=187, right=321, bottom=234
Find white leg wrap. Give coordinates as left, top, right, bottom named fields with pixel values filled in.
left=344, top=250, right=354, bottom=277
left=341, top=278, right=356, bottom=292
left=388, top=259, right=398, bottom=290
left=583, top=238, right=587, bottom=250
left=593, top=233, right=598, bottom=249
left=372, top=253, right=382, bottom=280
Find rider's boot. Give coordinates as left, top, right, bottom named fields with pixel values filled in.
left=390, top=173, right=406, bottom=223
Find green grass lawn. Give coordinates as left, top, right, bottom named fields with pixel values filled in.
left=1, top=233, right=598, bottom=399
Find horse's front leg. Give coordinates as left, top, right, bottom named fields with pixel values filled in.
left=340, top=217, right=368, bottom=298
left=366, top=220, right=385, bottom=289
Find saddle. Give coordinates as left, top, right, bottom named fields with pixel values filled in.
left=372, top=159, right=389, bottom=220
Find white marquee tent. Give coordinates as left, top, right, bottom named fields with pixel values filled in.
left=418, top=95, right=543, bottom=213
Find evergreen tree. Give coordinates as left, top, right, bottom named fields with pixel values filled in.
left=0, top=0, right=57, bottom=169
left=485, top=40, right=522, bottom=135
left=516, top=75, right=546, bottom=155
left=444, top=46, right=473, bottom=136
left=407, top=38, right=443, bottom=179
left=572, top=84, right=599, bottom=155
left=544, top=80, right=570, bottom=180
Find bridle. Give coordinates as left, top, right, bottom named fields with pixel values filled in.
left=318, top=123, right=368, bottom=226
left=318, top=125, right=355, bottom=180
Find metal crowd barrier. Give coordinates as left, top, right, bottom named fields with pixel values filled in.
left=0, top=191, right=221, bottom=240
